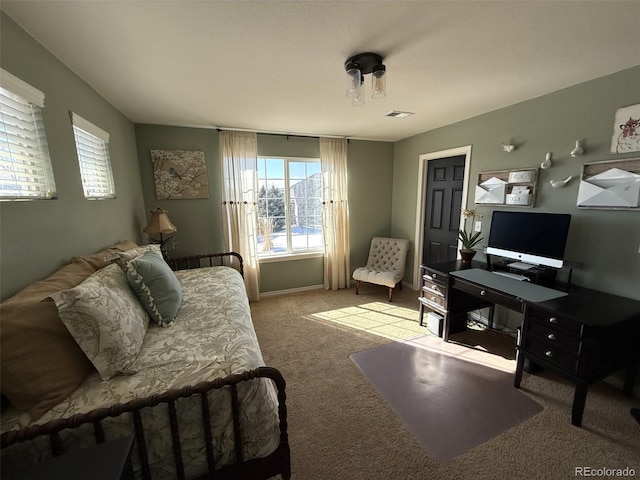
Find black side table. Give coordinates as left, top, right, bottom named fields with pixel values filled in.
left=3, top=436, right=134, bottom=480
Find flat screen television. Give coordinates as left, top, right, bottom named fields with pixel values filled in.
left=486, top=211, right=572, bottom=269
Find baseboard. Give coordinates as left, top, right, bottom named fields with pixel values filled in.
left=260, top=284, right=324, bottom=298
left=401, top=280, right=415, bottom=290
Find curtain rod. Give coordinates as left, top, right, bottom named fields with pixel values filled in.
left=215, top=127, right=349, bottom=141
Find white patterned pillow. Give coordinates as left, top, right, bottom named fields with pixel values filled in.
left=51, top=264, right=149, bottom=380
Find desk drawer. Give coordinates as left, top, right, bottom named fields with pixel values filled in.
left=527, top=321, right=581, bottom=354
left=524, top=336, right=579, bottom=374
left=526, top=307, right=582, bottom=336
left=423, top=269, right=447, bottom=288
left=451, top=277, right=523, bottom=312
left=422, top=278, right=445, bottom=297
left=420, top=293, right=445, bottom=309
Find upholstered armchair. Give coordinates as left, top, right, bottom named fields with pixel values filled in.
left=353, top=237, right=410, bottom=301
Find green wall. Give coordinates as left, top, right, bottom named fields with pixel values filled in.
left=134, top=126, right=395, bottom=293
left=134, top=124, right=223, bottom=256
left=0, top=13, right=146, bottom=300
left=392, top=66, right=640, bottom=299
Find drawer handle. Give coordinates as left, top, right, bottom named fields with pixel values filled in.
left=480, top=290, right=486, bottom=296
left=549, top=317, right=558, bottom=324
left=432, top=274, right=437, bottom=279
left=547, top=333, right=556, bottom=341
left=431, top=296, right=437, bottom=302
left=545, top=351, right=554, bottom=358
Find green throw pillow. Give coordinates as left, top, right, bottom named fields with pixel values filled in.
left=125, top=251, right=182, bottom=326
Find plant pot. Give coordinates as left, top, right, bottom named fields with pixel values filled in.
left=460, top=249, right=476, bottom=264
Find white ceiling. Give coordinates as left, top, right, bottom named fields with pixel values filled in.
left=2, top=1, right=639, bottom=142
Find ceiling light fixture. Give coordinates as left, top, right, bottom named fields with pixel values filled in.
left=345, top=52, right=386, bottom=107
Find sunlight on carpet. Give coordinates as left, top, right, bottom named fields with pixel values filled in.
left=308, top=301, right=516, bottom=374
left=309, top=301, right=425, bottom=341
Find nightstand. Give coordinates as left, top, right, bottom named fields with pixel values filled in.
left=3, top=436, right=134, bottom=480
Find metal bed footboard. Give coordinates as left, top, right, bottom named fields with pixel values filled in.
left=166, top=252, right=244, bottom=278
left=1, top=367, right=290, bottom=480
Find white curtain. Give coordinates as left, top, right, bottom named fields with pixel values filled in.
left=320, top=137, right=350, bottom=290
left=220, top=131, right=261, bottom=301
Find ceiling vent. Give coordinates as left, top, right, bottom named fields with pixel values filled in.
left=385, top=110, right=414, bottom=118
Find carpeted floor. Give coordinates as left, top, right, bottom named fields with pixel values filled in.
left=250, top=285, right=640, bottom=480
left=350, top=341, right=543, bottom=462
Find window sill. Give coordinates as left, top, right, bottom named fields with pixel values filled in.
left=258, top=251, right=324, bottom=264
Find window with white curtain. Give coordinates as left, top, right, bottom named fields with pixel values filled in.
left=71, top=112, right=115, bottom=199
left=257, top=156, right=324, bottom=256
left=0, top=68, right=57, bottom=200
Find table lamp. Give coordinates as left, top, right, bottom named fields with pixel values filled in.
left=144, top=208, right=176, bottom=255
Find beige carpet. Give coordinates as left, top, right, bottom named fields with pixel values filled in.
left=250, top=285, right=640, bottom=480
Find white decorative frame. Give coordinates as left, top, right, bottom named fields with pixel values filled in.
left=151, top=150, right=209, bottom=199
left=610, top=104, right=640, bottom=154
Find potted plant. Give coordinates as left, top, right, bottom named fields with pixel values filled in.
left=459, top=209, right=483, bottom=263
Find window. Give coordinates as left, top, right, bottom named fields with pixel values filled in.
left=0, top=68, right=56, bottom=200
left=71, top=112, right=115, bottom=199
left=257, top=156, right=323, bottom=256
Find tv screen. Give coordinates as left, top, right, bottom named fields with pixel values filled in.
left=486, top=211, right=571, bottom=269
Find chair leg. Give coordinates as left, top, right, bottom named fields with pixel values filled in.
left=388, top=287, right=393, bottom=302
left=355, top=280, right=360, bottom=295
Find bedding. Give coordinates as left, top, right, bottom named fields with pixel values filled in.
left=1, top=254, right=285, bottom=479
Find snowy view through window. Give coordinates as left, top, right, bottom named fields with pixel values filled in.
left=257, top=157, right=323, bottom=256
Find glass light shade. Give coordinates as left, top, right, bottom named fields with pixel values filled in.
left=351, top=75, right=365, bottom=106
left=371, top=66, right=386, bottom=99
left=144, top=208, right=177, bottom=234
left=345, top=67, right=361, bottom=98
left=351, top=91, right=365, bottom=107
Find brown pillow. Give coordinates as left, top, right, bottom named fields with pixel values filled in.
left=0, top=299, right=95, bottom=420
left=5, top=258, right=96, bottom=304
left=0, top=256, right=100, bottom=419
left=72, top=240, right=138, bottom=271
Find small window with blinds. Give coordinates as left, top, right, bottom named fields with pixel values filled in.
left=0, top=68, right=57, bottom=200
left=71, top=112, right=115, bottom=199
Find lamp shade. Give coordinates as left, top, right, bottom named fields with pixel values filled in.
left=144, top=208, right=176, bottom=235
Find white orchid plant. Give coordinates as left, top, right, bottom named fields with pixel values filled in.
left=459, top=209, right=484, bottom=251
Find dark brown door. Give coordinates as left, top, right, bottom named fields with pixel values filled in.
left=422, top=155, right=466, bottom=264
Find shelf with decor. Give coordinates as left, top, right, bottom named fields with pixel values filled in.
left=576, top=157, right=640, bottom=210
left=474, top=167, right=538, bottom=207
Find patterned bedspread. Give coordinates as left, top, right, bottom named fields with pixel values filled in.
left=1, top=266, right=280, bottom=479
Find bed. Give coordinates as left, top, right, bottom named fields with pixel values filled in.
left=0, top=245, right=290, bottom=479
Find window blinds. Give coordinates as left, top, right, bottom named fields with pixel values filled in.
left=0, top=69, right=56, bottom=200
left=71, top=112, right=115, bottom=199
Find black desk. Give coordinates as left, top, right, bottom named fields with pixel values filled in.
left=422, top=260, right=640, bottom=427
